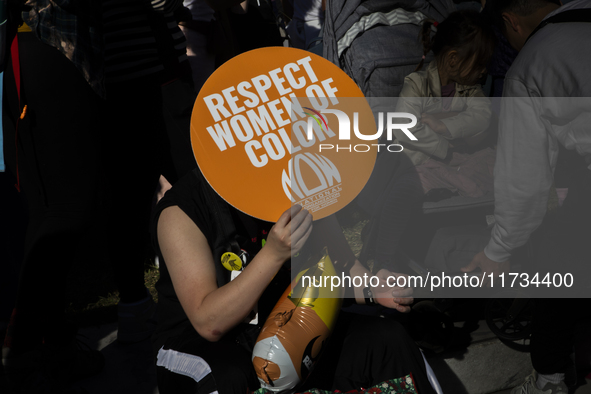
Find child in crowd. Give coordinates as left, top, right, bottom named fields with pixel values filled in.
left=399, top=9, right=495, bottom=167
left=358, top=10, right=496, bottom=274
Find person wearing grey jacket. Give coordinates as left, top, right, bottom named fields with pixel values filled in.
left=463, top=0, right=591, bottom=392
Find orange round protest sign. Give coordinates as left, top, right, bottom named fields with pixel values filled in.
left=191, top=47, right=377, bottom=222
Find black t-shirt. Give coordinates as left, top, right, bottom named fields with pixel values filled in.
left=151, top=169, right=289, bottom=354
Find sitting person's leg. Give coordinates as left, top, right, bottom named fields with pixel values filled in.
left=156, top=326, right=259, bottom=394
left=301, top=312, right=436, bottom=394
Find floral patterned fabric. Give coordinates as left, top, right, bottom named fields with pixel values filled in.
left=253, top=375, right=418, bottom=394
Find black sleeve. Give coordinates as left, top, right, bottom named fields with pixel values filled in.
left=151, top=168, right=217, bottom=257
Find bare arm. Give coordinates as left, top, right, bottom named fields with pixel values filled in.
left=157, top=205, right=313, bottom=342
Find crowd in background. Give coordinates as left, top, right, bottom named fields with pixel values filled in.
left=0, top=0, right=590, bottom=393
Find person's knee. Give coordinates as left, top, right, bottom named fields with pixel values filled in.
left=157, top=356, right=254, bottom=394
left=157, top=365, right=200, bottom=394
left=346, top=317, right=409, bottom=351
left=374, top=318, right=410, bottom=346
left=209, top=361, right=257, bottom=394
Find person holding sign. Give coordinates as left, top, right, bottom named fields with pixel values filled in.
left=151, top=168, right=437, bottom=394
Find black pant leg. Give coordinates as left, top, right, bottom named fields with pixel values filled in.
left=156, top=327, right=259, bottom=394
left=3, top=32, right=104, bottom=350
left=531, top=299, right=591, bottom=375
left=301, top=313, right=436, bottom=394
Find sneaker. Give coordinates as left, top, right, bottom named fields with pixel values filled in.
left=511, top=372, right=568, bottom=394
left=117, top=295, right=157, bottom=344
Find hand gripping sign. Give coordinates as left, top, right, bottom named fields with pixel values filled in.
left=191, top=47, right=377, bottom=221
